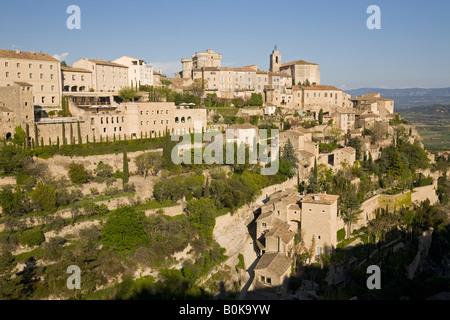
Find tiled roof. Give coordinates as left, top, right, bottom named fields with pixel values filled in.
left=301, top=193, right=339, bottom=205
left=88, top=59, right=128, bottom=68
left=0, top=105, right=13, bottom=112
left=14, top=82, right=33, bottom=86
left=338, top=147, right=356, bottom=154
left=281, top=59, right=318, bottom=67
left=265, top=225, right=295, bottom=244
left=0, top=49, right=59, bottom=62
left=61, top=66, right=92, bottom=73
left=302, top=85, right=342, bottom=91
left=254, top=252, right=292, bottom=276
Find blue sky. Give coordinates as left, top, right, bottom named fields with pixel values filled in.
left=1, top=0, right=449, bottom=89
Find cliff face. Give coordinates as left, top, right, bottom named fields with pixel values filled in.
left=406, top=228, right=434, bottom=280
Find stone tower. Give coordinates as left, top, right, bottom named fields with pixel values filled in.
left=270, top=48, right=281, bottom=73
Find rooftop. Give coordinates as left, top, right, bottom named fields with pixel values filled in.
left=14, top=82, right=33, bottom=87
left=87, top=59, right=128, bottom=68
left=281, top=59, right=318, bottom=67
left=301, top=194, right=339, bottom=205
left=0, top=49, right=59, bottom=62
left=61, top=66, right=92, bottom=73
left=254, top=252, right=292, bottom=276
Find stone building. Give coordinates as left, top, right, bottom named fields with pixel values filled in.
left=279, top=56, right=321, bottom=86
left=300, top=194, right=340, bottom=257
left=352, top=93, right=395, bottom=117
left=0, top=82, right=34, bottom=139
left=254, top=252, right=292, bottom=295
left=0, top=49, right=62, bottom=108
left=113, top=56, right=153, bottom=88
left=61, top=67, right=93, bottom=93
left=178, top=49, right=223, bottom=79
left=72, top=59, right=129, bottom=93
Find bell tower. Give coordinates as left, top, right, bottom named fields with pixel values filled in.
left=270, top=46, right=281, bottom=73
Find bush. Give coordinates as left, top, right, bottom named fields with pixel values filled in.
left=68, top=162, right=89, bottom=185
left=337, top=228, right=346, bottom=243
left=20, top=229, right=45, bottom=247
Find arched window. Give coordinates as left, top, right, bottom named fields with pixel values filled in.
left=181, top=117, right=185, bottom=123
left=175, top=117, right=179, bottom=124
left=187, top=117, right=192, bottom=123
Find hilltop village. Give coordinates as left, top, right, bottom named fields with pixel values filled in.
left=0, top=48, right=448, bottom=300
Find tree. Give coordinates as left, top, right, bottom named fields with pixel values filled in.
left=135, top=153, right=164, bottom=179
left=339, top=193, right=362, bottom=239
left=122, top=150, right=129, bottom=187
left=101, top=206, right=147, bottom=252
left=249, top=93, right=263, bottom=107
left=348, top=137, right=363, bottom=161
left=68, top=162, right=89, bottom=185
left=186, top=198, right=216, bottom=243
left=318, top=109, right=324, bottom=125
left=304, top=79, right=311, bottom=87
left=77, top=121, right=82, bottom=146
left=118, top=87, right=139, bottom=102
left=0, top=187, right=26, bottom=217
left=281, top=139, right=299, bottom=178
left=307, top=159, right=321, bottom=194
left=0, top=144, right=28, bottom=175
left=13, top=126, right=27, bottom=146
left=31, top=182, right=57, bottom=213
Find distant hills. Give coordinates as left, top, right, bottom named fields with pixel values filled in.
left=345, top=87, right=450, bottom=109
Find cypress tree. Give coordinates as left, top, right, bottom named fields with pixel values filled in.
left=122, top=149, right=129, bottom=187
left=25, top=123, right=30, bottom=149
left=57, top=136, right=60, bottom=149
left=70, top=123, right=74, bottom=145
left=34, top=124, right=39, bottom=147
left=77, top=121, right=82, bottom=146
left=41, top=137, right=44, bottom=147
left=62, top=123, right=66, bottom=145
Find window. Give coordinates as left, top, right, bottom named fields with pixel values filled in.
left=29, top=64, right=32, bottom=68
left=72, top=75, right=75, bottom=81
left=17, top=63, right=20, bottom=68
left=39, top=64, right=43, bottom=69
left=25, top=102, right=28, bottom=107
left=266, top=278, right=271, bottom=284
left=316, top=247, right=322, bottom=256
left=101, top=117, right=104, bottom=124
left=277, top=211, right=281, bottom=216
left=52, top=97, right=55, bottom=103
left=5, top=62, right=8, bottom=67
left=103, top=128, right=107, bottom=133
left=40, top=74, right=43, bottom=79
left=166, top=110, right=169, bottom=114
left=260, top=276, right=265, bottom=282
left=51, top=85, right=54, bottom=91
left=141, top=121, right=144, bottom=126
left=5, top=72, right=9, bottom=78
left=17, top=72, right=21, bottom=79
left=91, top=118, right=95, bottom=125
left=50, top=74, right=54, bottom=80
left=81, top=75, right=84, bottom=81
left=262, top=223, right=267, bottom=228
left=50, top=65, right=53, bottom=70
left=41, top=97, right=45, bottom=103
left=317, top=235, right=321, bottom=240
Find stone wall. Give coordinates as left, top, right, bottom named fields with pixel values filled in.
left=411, top=185, right=439, bottom=205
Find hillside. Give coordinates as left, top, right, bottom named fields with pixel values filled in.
left=345, top=87, right=450, bottom=109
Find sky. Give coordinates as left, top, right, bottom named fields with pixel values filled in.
left=0, top=0, right=449, bottom=90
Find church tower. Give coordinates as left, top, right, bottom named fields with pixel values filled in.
left=270, top=46, right=281, bottom=73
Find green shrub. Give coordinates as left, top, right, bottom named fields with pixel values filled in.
left=337, top=228, right=346, bottom=243
left=20, top=228, right=45, bottom=247
left=68, top=162, right=89, bottom=185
